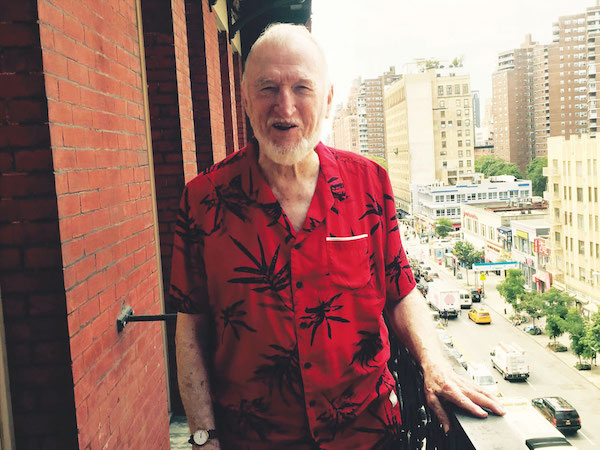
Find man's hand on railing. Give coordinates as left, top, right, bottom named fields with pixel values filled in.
left=420, top=358, right=505, bottom=433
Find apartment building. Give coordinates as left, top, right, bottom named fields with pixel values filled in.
left=510, top=219, right=551, bottom=290
left=332, top=68, right=399, bottom=157
left=492, top=35, right=541, bottom=173
left=384, top=69, right=475, bottom=214
left=544, top=135, right=600, bottom=316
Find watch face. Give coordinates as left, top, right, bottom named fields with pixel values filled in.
left=193, top=430, right=209, bottom=445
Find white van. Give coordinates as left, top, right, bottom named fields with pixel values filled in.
left=459, top=290, right=472, bottom=309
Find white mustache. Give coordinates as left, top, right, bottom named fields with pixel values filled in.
left=267, top=118, right=300, bottom=127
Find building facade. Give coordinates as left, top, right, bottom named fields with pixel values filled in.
left=510, top=219, right=550, bottom=290
left=462, top=202, right=548, bottom=264
left=544, top=135, right=600, bottom=316
left=412, top=175, right=532, bottom=233
left=384, top=69, right=475, bottom=214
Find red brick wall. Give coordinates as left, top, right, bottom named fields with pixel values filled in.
left=37, top=0, right=169, bottom=448
left=140, top=0, right=198, bottom=416
left=233, top=51, right=247, bottom=149
left=185, top=0, right=227, bottom=171
left=218, top=31, right=239, bottom=155
left=0, top=1, right=79, bottom=449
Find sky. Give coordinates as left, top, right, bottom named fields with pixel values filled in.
left=311, top=0, right=595, bottom=134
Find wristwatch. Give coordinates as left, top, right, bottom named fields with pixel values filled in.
left=189, top=429, right=217, bottom=446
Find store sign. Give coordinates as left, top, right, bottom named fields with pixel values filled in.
left=473, top=261, right=519, bottom=272
left=534, top=238, right=549, bottom=256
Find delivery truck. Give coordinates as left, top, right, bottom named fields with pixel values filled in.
left=490, top=342, right=530, bottom=380
left=426, top=282, right=459, bottom=318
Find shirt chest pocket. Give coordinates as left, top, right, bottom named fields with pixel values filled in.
left=326, top=234, right=371, bottom=289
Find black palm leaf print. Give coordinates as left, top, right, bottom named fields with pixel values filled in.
left=218, top=397, right=279, bottom=441
left=375, top=372, right=395, bottom=397
left=385, top=252, right=414, bottom=295
left=201, top=148, right=246, bottom=175
left=228, top=235, right=291, bottom=293
left=317, top=386, right=362, bottom=440
left=174, top=188, right=208, bottom=243
left=302, top=216, right=322, bottom=233
left=358, top=193, right=384, bottom=235
left=353, top=406, right=403, bottom=449
left=327, top=177, right=347, bottom=202
left=199, top=174, right=254, bottom=234
left=300, top=293, right=350, bottom=345
left=251, top=344, right=302, bottom=404
left=350, top=331, right=383, bottom=369
left=383, top=193, right=399, bottom=233
left=220, top=299, right=257, bottom=342
left=169, top=285, right=202, bottom=313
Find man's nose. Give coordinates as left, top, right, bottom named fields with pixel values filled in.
left=275, top=88, right=295, bottom=116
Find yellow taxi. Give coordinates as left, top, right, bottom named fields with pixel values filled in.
left=468, top=307, right=492, bottom=324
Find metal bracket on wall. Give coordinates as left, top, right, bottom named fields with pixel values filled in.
left=116, top=304, right=177, bottom=332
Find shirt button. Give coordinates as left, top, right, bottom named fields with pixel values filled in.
left=309, top=400, right=316, bottom=407
left=296, top=281, right=303, bottom=289
left=304, top=362, right=312, bottom=369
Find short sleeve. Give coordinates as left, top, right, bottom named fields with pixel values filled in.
left=379, top=170, right=415, bottom=307
left=168, top=184, right=210, bottom=314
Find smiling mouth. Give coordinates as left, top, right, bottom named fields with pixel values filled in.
left=272, top=123, right=297, bottom=131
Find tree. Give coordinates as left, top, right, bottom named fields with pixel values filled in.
left=449, top=56, right=464, bottom=68
left=545, top=315, right=566, bottom=347
left=452, top=241, right=483, bottom=284
left=520, top=290, right=544, bottom=325
left=583, top=311, right=600, bottom=364
left=525, top=157, right=548, bottom=197
left=364, top=155, right=388, bottom=171
left=474, top=155, right=523, bottom=179
left=497, top=269, right=525, bottom=309
left=419, top=59, right=441, bottom=72
left=565, top=308, right=590, bottom=366
left=542, top=288, right=573, bottom=320
left=434, top=218, right=453, bottom=238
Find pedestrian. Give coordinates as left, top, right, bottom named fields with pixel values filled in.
left=169, top=23, right=503, bottom=449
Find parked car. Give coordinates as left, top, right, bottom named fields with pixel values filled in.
left=430, top=272, right=440, bottom=278
left=468, top=308, right=492, bottom=324
left=470, top=289, right=482, bottom=302
left=531, top=397, right=581, bottom=433
left=526, top=437, right=573, bottom=449
left=466, top=362, right=500, bottom=397
left=448, top=347, right=468, bottom=370
left=435, top=328, right=453, bottom=347
left=524, top=325, right=542, bottom=335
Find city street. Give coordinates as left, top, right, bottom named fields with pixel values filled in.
left=402, top=228, right=600, bottom=449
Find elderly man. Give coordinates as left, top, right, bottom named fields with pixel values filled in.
left=170, top=23, right=503, bottom=449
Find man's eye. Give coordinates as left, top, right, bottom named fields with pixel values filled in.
left=261, top=86, right=276, bottom=92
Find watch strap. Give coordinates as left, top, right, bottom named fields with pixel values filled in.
left=188, top=429, right=217, bottom=446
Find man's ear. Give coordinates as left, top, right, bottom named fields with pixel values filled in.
left=324, top=84, right=334, bottom=119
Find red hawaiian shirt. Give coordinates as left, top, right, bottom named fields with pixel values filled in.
left=169, top=140, right=416, bottom=449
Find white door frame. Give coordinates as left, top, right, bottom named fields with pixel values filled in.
left=0, top=289, right=16, bottom=450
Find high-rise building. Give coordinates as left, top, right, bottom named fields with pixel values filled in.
left=544, top=135, right=600, bottom=316
left=331, top=68, right=399, bottom=157
left=472, top=90, right=481, bottom=127
left=492, top=34, right=540, bottom=173
left=384, top=69, right=475, bottom=214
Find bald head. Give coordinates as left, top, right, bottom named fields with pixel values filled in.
left=243, top=23, right=330, bottom=91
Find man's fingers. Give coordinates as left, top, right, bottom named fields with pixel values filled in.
left=425, top=390, right=451, bottom=433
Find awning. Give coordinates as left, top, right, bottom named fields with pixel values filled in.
left=497, top=226, right=511, bottom=235
left=532, top=271, right=552, bottom=285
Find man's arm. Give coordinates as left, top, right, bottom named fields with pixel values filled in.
left=385, top=287, right=505, bottom=433
left=176, top=312, right=220, bottom=449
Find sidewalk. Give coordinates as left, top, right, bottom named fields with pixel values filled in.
left=416, top=237, right=600, bottom=392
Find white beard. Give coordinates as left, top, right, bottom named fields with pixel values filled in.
left=254, top=118, right=323, bottom=166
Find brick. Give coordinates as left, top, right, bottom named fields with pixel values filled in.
left=24, top=246, right=61, bottom=269
left=66, top=170, right=89, bottom=193
left=0, top=248, right=22, bottom=270
left=80, top=190, right=100, bottom=212
left=67, top=60, right=89, bottom=86
left=62, top=13, right=85, bottom=42
left=0, top=74, right=45, bottom=98
left=57, top=193, right=81, bottom=217
left=57, top=79, right=81, bottom=104
left=4, top=124, right=51, bottom=147
left=14, top=149, right=53, bottom=171
left=47, top=100, right=73, bottom=125
left=38, top=1, right=64, bottom=29
left=0, top=172, right=55, bottom=197
left=62, top=237, right=84, bottom=265
left=79, top=297, right=100, bottom=326
left=7, top=99, right=48, bottom=123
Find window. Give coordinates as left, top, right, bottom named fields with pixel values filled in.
left=464, top=99, right=469, bottom=107
left=440, top=110, right=446, bottom=118
left=579, top=240, right=585, bottom=255
left=463, top=84, right=469, bottom=94
left=467, top=160, right=471, bottom=166
left=448, top=121, right=453, bottom=127
left=489, top=192, right=497, bottom=199
left=441, top=121, right=446, bottom=128
left=578, top=214, right=584, bottom=228
left=465, top=119, right=470, bottom=126
left=438, top=86, right=444, bottom=96
left=440, top=151, right=447, bottom=156
left=568, top=186, right=572, bottom=200
left=554, top=208, right=560, bottom=219
left=441, top=131, right=446, bottom=138
left=456, top=99, right=461, bottom=107
left=455, top=85, right=460, bottom=94
left=564, top=211, right=568, bottom=225
left=442, top=161, right=447, bottom=168
left=458, top=150, right=463, bottom=157
left=436, top=195, right=444, bottom=202
left=554, top=183, right=558, bottom=193
left=458, top=140, right=463, bottom=147
left=457, top=120, right=462, bottom=127
left=564, top=186, right=567, bottom=199
left=439, top=100, right=445, bottom=107
left=569, top=212, right=573, bottom=226
left=576, top=161, right=583, bottom=176
left=595, top=187, right=598, bottom=202
left=447, top=86, right=452, bottom=95
left=457, top=130, right=462, bottom=137
left=577, top=187, right=583, bottom=201
left=457, top=110, right=461, bottom=116
left=459, top=160, right=463, bottom=167
left=442, top=141, right=447, bottom=148
left=465, top=129, right=470, bottom=136
left=555, top=231, right=560, bottom=242
left=466, top=149, right=471, bottom=156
